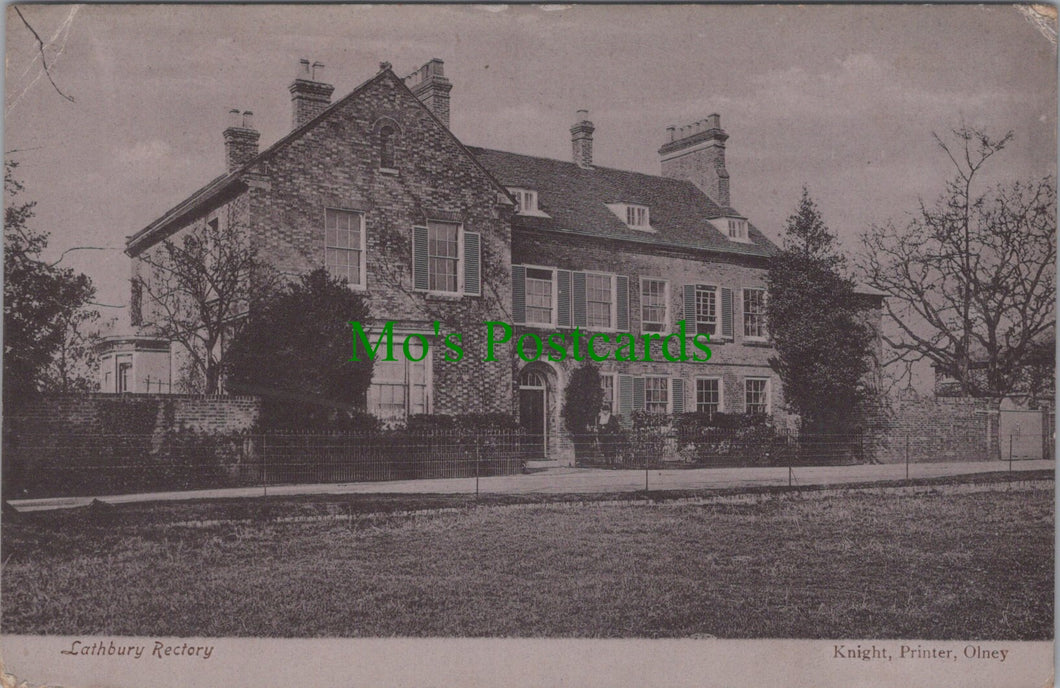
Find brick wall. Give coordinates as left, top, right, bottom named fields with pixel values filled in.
left=509, top=230, right=791, bottom=460
left=3, top=393, right=262, bottom=498
left=511, top=230, right=786, bottom=412
left=247, top=71, right=513, bottom=414
left=5, top=393, right=261, bottom=437
left=868, top=392, right=998, bottom=463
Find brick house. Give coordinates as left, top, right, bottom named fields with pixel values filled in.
left=114, top=57, right=809, bottom=461
left=121, top=60, right=515, bottom=421
left=471, top=114, right=785, bottom=459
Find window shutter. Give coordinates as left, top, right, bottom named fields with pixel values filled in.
left=572, top=271, right=587, bottom=327
left=616, top=275, right=629, bottom=331
left=463, top=232, right=481, bottom=296
left=412, top=226, right=429, bottom=291
left=721, top=287, right=734, bottom=339
left=618, top=375, right=633, bottom=424
left=672, top=378, right=684, bottom=415
left=633, top=377, right=645, bottom=411
left=512, top=265, right=526, bottom=323
left=557, top=270, right=572, bottom=328
left=684, top=284, right=697, bottom=335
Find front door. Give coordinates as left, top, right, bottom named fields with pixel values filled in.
left=519, top=370, right=547, bottom=457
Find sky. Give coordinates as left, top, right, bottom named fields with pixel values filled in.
left=4, top=4, right=1057, bottom=333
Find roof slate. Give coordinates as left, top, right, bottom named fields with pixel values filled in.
left=469, top=147, right=778, bottom=258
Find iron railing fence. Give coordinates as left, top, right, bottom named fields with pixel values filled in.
left=1, top=429, right=527, bottom=499
left=2, top=427, right=1053, bottom=500
left=570, top=427, right=863, bottom=468
left=258, top=429, right=524, bottom=486
left=570, top=425, right=1054, bottom=468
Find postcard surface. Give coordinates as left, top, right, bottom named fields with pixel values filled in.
left=2, top=4, right=1055, bottom=687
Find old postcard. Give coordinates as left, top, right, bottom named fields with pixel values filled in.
left=2, top=4, right=1055, bottom=687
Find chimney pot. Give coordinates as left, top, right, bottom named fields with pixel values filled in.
left=659, top=113, right=731, bottom=207
left=224, top=108, right=260, bottom=172
left=570, top=109, right=595, bottom=169
left=289, top=59, right=335, bottom=130
left=406, top=58, right=453, bottom=128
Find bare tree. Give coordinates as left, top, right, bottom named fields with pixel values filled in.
left=859, top=126, right=1056, bottom=397
left=137, top=208, right=275, bottom=394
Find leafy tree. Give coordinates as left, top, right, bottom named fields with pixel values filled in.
left=224, top=269, right=374, bottom=430
left=137, top=206, right=274, bottom=394
left=860, top=126, right=1056, bottom=397
left=41, top=309, right=110, bottom=393
left=766, top=189, right=875, bottom=435
left=3, top=159, right=97, bottom=405
left=561, top=363, right=603, bottom=456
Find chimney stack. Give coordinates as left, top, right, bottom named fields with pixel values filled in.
left=289, top=58, right=335, bottom=130
left=223, top=109, right=260, bottom=172
left=404, top=59, right=452, bottom=128
left=570, top=109, right=595, bottom=169
left=658, top=113, right=731, bottom=208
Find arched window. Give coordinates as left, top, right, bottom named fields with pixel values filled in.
left=379, top=125, right=396, bottom=169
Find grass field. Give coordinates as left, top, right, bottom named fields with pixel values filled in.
left=1, top=482, right=1052, bottom=638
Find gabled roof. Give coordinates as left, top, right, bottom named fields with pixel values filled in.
left=469, top=147, right=779, bottom=258
left=127, top=67, right=511, bottom=256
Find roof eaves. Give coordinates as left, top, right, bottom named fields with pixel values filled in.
left=516, top=222, right=774, bottom=260
left=125, top=172, right=244, bottom=256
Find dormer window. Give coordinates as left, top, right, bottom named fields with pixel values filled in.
left=606, top=203, right=653, bottom=231
left=626, top=204, right=649, bottom=228
left=507, top=188, right=550, bottom=218
left=725, top=218, right=749, bottom=241
left=509, top=188, right=538, bottom=214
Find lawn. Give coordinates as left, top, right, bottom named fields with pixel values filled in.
left=1, top=483, right=1052, bottom=638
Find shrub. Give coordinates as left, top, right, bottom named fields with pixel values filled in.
left=562, top=364, right=603, bottom=459
left=404, top=413, right=519, bottom=434
left=672, top=412, right=795, bottom=466
left=152, top=428, right=252, bottom=490
left=628, top=411, right=674, bottom=464
left=225, top=268, right=374, bottom=432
